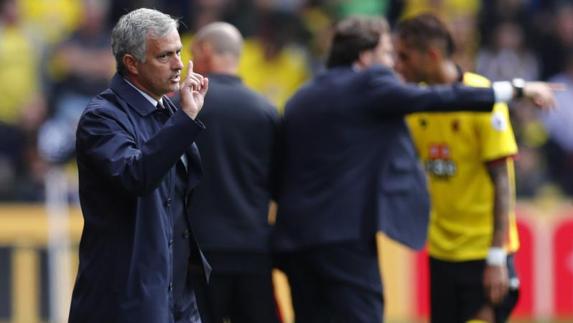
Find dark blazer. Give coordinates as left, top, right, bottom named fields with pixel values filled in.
left=69, top=74, right=210, bottom=323
left=273, top=65, right=496, bottom=251
left=189, top=74, right=280, bottom=254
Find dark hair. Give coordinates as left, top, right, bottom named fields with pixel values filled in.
left=0, top=0, right=12, bottom=14
left=326, top=16, right=389, bottom=68
left=396, top=13, right=455, bottom=57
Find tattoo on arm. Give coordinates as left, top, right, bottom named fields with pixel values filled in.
left=486, top=158, right=512, bottom=248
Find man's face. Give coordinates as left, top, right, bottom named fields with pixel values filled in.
left=134, top=28, right=184, bottom=99
left=394, top=38, right=432, bottom=83
left=371, top=34, right=395, bottom=68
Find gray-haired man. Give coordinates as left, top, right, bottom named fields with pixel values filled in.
left=69, top=8, right=209, bottom=323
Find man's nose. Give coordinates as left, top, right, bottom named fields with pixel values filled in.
left=173, top=55, right=184, bottom=70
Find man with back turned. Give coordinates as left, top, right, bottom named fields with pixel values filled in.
left=187, top=22, right=281, bottom=323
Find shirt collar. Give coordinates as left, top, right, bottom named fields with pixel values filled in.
left=123, top=78, right=164, bottom=108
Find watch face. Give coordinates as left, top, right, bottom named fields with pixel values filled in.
left=512, top=78, right=525, bottom=98
left=513, top=78, right=525, bottom=87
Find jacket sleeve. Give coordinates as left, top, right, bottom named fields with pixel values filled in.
left=365, top=67, right=496, bottom=116
left=76, top=100, right=204, bottom=196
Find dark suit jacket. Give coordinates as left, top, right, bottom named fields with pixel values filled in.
left=69, top=74, right=210, bottom=323
left=273, top=65, right=496, bottom=252
left=188, top=74, right=280, bottom=257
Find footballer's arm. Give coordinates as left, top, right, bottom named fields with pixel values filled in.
left=483, top=158, right=512, bottom=305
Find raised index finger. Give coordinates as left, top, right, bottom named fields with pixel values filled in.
left=547, top=82, right=567, bottom=91
left=186, top=60, right=194, bottom=78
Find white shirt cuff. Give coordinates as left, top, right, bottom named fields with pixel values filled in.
left=493, top=81, right=514, bottom=103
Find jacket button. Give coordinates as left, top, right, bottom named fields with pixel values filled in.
left=168, top=239, right=174, bottom=247
left=168, top=282, right=173, bottom=292
left=182, top=230, right=190, bottom=239
left=164, top=198, right=172, bottom=207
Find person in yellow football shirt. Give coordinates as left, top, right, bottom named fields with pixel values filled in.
left=395, top=14, right=520, bottom=323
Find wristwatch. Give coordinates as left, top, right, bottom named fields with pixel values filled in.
left=511, top=78, right=525, bottom=99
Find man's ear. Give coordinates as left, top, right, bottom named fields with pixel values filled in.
left=427, top=47, right=441, bottom=62
left=357, top=50, right=373, bottom=68
left=202, top=42, right=215, bottom=58
left=123, top=54, right=139, bottom=75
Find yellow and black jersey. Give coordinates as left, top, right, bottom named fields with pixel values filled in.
left=406, top=72, right=519, bottom=261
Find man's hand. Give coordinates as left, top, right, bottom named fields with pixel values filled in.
left=483, top=264, right=509, bottom=305
left=523, top=82, right=565, bottom=110
left=180, top=60, right=209, bottom=119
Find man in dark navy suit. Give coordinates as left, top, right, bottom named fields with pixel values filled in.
left=187, top=22, right=281, bottom=323
left=69, top=8, right=210, bottom=323
left=272, top=16, right=556, bottom=323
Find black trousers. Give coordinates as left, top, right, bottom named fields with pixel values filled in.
left=202, top=271, right=280, bottom=323
left=189, top=265, right=213, bottom=323
left=276, top=240, right=384, bottom=323
left=430, top=255, right=520, bottom=323
left=174, top=290, right=202, bottom=323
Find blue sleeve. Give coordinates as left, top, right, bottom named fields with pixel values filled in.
left=364, top=67, right=496, bottom=116
left=76, top=101, right=204, bottom=196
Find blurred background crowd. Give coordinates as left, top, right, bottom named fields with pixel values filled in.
left=2, top=0, right=573, bottom=203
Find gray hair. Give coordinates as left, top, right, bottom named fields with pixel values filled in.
left=111, top=8, right=179, bottom=75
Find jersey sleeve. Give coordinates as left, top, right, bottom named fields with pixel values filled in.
left=476, top=102, right=518, bottom=161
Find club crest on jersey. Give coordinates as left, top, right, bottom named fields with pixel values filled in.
left=491, top=111, right=507, bottom=131
left=426, top=143, right=456, bottom=178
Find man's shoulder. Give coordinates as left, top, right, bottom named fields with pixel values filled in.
left=463, top=72, right=491, bottom=88
left=368, top=64, right=395, bottom=75
left=306, top=65, right=395, bottom=92
left=284, top=66, right=392, bottom=114
left=237, top=82, right=276, bottom=107
left=80, top=88, right=128, bottom=121
left=209, top=78, right=278, bottom=116
left=87, top=88, right=119, bottom=109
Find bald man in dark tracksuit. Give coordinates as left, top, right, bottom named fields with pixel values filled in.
left=182, top=22, right=281, bottom=323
